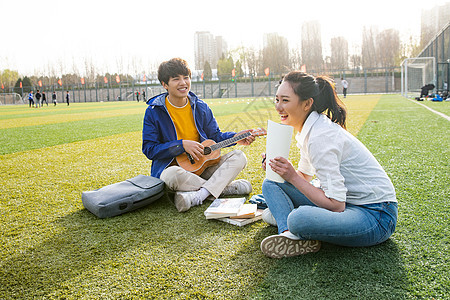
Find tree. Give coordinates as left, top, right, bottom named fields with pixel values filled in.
left=217, top=56, right=234, bottom=80
left=289, top=48, right=302, bottom=71
left=301, top=21, right=323, bottom=71
left=235, top=60, right=243, bottom=77
left=203, top=61, right=212, bottom=80
left=14, top=78, right=22, bottom=95
left=84, top=56, right=97, bottom=83
left=349, top=54, right=362, bottom=70
left=263, top=33, right=290, bottom=74
left=399, top=35, right=421, bottom=64
left=230, top=46, right=248, bottom=76
left=376, top=29, right=400, bottom=68
left=61, top=73, right=80, bottom=85
left=22, top=76, right=32, bottom=89
left=0, top=69, right=19, bottom=89
left=243, top=47, right=262, bottom=77
left=330, top=37, right=348, bottom=70
left=13, top=76, right=32, bottom=94
left=361, top=26, right=378, bottom=68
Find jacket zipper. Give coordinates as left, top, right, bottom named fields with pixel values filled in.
left=161, top=98, right=179, bottom=168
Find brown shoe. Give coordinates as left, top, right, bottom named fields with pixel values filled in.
left=260, top=232, right=321, bottom=258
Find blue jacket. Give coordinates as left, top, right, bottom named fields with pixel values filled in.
left=142, top=91, right=235, bottom=178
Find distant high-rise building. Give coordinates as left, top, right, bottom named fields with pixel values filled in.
left=421, top=2, right=450, bottom=47
left=215, top=36, right=227, bottom=62
left=194, top=31, right=227, bottom=70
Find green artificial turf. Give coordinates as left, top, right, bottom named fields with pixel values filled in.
left=250, top=95, right=449, bottom=299
left=0, top=115, right=144, bottom=155
left=412, top=98, right=450, bottom=115
left=357, top=95, right=449, bottom=299
left=0, top=96, right=448, bottom=299
left=0, top=102, right=144, bottom=120
left=0, top=98, right=275, bottom=155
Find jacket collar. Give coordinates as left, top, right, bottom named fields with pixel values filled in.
left=147, top=91, right=199, bottom=107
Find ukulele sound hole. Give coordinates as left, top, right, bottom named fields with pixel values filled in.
left=186, top=153, right=195, bottom=164
left=204, top=147, right=212, bottom=155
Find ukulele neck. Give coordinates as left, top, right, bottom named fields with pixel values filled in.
left=209, top=131, right=251, bottom=152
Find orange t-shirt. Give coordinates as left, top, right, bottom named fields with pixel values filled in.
left=165, top=97, right=200, bottom=142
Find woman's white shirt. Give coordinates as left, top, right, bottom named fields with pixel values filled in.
left=296, top=111, right=396, bottom=205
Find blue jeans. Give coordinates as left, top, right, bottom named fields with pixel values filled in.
left=262, top=179, right=398, bottom=247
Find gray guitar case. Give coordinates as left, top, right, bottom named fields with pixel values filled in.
left=82, top=175, right=165, bottom=218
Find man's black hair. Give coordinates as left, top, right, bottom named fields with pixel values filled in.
left=157, top=58, right=192, bottom=86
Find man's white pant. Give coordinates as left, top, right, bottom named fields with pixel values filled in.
left=160, top=150, right=247, bottom=198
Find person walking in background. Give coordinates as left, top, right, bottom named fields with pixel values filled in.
left=136, top=91, right=140, bottom=102
left=35, top=90, right=42, bottom=108
left=142, top=89, right=146, bottom=102
left=66, top=91, right=70, bottom=106
left=41, top=91, right=48, bottom=106
left=28, top=91, right=34, bottom=108
left=259, top=71, right=397, bottom=258
left=52, top=91, right=57, bottom=106
left=341, top=77, right=349, bottom=98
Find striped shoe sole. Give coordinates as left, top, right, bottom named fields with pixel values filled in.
left=260, top=235, right=321, bottom=258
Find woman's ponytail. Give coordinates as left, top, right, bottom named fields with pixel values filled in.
left=283, top=71, right=347, bottom=129
left=313, top=76, right=347, bottom=129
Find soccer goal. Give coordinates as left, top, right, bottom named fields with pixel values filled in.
left=401, top=57, right=436, bottom=99
left=0, top=93, right=24, bottom=105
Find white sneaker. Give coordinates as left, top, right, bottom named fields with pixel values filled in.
left=174, top=191, right=202, bottom=212
left=260, top=232, right=321, bottom=258
left=262, top=208, right=277, bottom=227
left=221, top=179, right=252, bottom=196
left=280, top=231, right=301, bottom=240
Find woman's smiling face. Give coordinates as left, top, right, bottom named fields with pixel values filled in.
left=274, top=81, right=312, bottom=131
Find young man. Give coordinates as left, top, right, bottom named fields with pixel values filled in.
left=52, top=91, right=57, bottom=106
left=41, top=91, right=48, bottom=106
left=66, top=91, right=70, bottom=106
left=28, top=91, right=34, bottom=108
left=142, top=58, right=258, bottom=212
left=35, top=90, right=42, bottom=108
left=341, top=77, right=349, bottom=98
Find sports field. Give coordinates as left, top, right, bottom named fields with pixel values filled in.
left=1, top=95, right=449, bottom=299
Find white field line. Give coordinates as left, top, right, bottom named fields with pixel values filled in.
left=408, top=99, right=450, bottom=121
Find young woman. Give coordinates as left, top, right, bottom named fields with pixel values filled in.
left=260, top=71, right=397, bottom=258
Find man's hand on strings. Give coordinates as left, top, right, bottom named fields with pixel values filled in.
left=182, top=140, right=204, bottom=161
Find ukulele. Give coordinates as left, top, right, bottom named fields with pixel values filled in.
left=176, top=129, right=266, bottom=175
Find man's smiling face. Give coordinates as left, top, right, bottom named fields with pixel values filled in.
left=163, top=74, right=191, bottom=101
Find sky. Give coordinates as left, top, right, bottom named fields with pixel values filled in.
left=0, top=0, right=447, bottom=76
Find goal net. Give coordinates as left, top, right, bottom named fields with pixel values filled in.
left=401, top=57, right=436, bottom=99
left=0, top=93, right=24, bottom=105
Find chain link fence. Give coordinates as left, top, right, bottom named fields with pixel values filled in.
left=1, top=67, right=402, bottom=105
left=418, top=22, right=450, bottom=93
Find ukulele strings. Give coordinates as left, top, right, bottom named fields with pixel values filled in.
left=208, top=131, right=252, bottom=152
